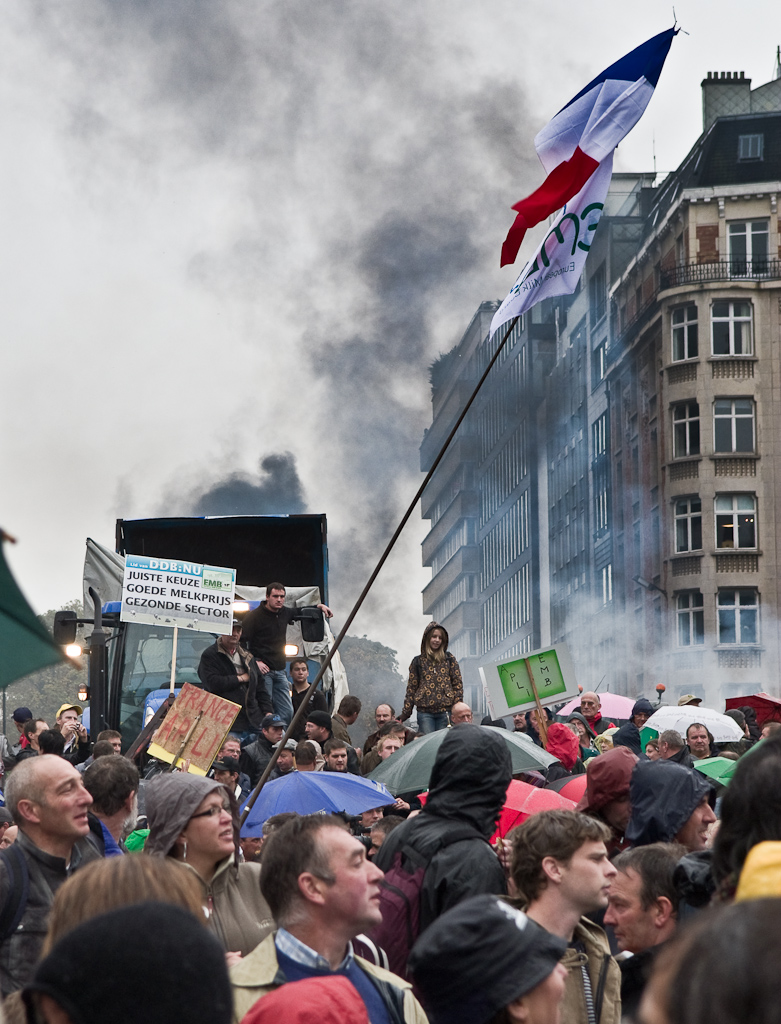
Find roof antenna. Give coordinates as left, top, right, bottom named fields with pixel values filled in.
left=653, top=131, right=657, bottom=180
left=775, top=45, right=781, bottom=80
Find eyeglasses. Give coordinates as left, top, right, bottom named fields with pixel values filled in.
left=191, top=799, right=231, bottom=821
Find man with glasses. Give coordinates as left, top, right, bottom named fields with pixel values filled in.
left=579, top=692, right=617, bottom=735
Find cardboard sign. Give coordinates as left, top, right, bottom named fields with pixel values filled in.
left=120, top=554, right=236, bottom=634
left=147, top=682, right=240, bottom=775
left=479, top=644, right=578, bottom=717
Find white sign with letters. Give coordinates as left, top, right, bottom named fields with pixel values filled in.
left=120, top=554, right=235, bottom=634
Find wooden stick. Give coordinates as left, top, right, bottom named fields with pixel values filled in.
left=525, top=657, right=548, bottom=746
left=124, top=695, right=176, bottom=764
left=169, top=625, right=179, bottom=696
left=168, top=710, right=203, bottom=772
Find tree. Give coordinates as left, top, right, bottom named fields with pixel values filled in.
left=3, top=600, right=88, bottom=732
left=337, top=634, right=406, bottom=743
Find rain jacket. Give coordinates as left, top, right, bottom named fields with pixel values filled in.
left=401, top=623, right=462, bottom=720
left=567, top=712, right=599, bottom=761
left=560, top=918, right=621, bottom=1024
left=238, top=975, right=371, bottom=1024
left=575, top=747, right=638, bottom=855
left=145, top=773, right=274, bottom=955
left=545, top=724, right=582, bottom=772
left=625, top=759, right=714, bottom=847
left=373, top=724, right=511, bottom=932
left=230, top=933, right=427, bottom=1024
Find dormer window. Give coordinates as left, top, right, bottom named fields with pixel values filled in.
left=738, top=134, right=763, bottom=161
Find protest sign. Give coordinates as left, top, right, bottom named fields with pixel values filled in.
left=120, top=554, right=236, bottom=634
left=479, top=644, right=578, bottom=717
left=147, top=682, right=240, bottom=775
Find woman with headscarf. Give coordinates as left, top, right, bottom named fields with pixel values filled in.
left=401, top=623, right=463, bottom=733
left=145, top=773, right=274, bottom=957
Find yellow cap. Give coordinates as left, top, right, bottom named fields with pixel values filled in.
left=55, top=703, right=84, bottom=720
left=735, top=842, right=781, bottom=902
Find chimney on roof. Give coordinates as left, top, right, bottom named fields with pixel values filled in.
left=701, top=70, right=751, bottom=131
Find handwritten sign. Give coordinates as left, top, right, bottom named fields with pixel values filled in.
left=479, top=644, right=578, bottom=717
left=120, top=554, right=236, bottom=634
left=147, top=683, right=240, bottom=776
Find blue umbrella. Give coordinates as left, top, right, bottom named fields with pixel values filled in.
left=241, top=771, right=396, bottom=836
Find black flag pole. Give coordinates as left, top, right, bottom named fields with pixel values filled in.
left=240, top=313, right=520, bottom=824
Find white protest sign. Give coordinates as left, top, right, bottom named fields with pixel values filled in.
left=479, top=644, right=579, bottom=717
left=120, top=554, right=236, bottom=635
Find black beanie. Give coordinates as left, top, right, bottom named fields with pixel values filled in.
left=408, top=895, right=566, bottom=1024
left=24, top=902, right=232, bottom=1024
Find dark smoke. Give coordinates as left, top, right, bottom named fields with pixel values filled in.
left=187, top=453, right=306, bottom=516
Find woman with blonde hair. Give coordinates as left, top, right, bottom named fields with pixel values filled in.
left=401, top=623, right=463, bottom=734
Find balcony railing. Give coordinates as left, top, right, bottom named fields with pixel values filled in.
left=661, top=259, right=781, bottom=289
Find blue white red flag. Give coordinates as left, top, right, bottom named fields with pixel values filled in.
left=491, top=27, right=676, bottom=336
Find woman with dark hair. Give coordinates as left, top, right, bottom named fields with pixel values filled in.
left=401, top=623, right=463, bottom=734
left=711, top=733, right=781, bottom=900
left=145, top=773, right=274, bottom=957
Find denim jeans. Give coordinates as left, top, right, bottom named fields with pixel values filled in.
left=417, top=711, right=450, bottom=734
left=262, top=669, right=294, bottom=724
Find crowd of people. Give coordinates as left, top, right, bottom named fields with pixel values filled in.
left=3, top=593, right=781, bottom=1024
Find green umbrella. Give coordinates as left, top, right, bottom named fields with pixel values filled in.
left=692, top=756, right=735, bottom=786
left=367, top=726, right=558, bottom=795
left=0, top=534, right=66, bottom=688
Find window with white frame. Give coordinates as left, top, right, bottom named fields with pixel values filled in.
left=715, top=494, right=757, bottom=549
left=738, top=134, right=764, bottom=161
left=711, top=301, right=753, bottom=355
left=718, top=589, right=759, bottom=645
left=677, top=592, right=704, bottom=646
left=729, top=221, right=769, bottom=275
left=590, top=262, right=607, bottom=326
left=672, top=306, right=698, bottom=361
left=713, top=399, right=755, bottom=453
left=601, top=563, right=613, bottom=605
left=672, top=402, right=700, bottom=458
left=675, top=498, right=702, bottom=553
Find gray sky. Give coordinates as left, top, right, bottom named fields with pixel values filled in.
left=2, top=0, right=778, bottom=663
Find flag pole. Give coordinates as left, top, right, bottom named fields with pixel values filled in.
left=240, top=313, right=520, bottom=824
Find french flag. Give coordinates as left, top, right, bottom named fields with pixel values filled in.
left=500, top=27, right=677, bottom=267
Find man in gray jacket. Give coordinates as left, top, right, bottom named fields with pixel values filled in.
left=0, top=755, right=101, bottom=995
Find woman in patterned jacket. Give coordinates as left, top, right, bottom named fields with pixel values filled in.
left=400, top=622, right=463, bottom=734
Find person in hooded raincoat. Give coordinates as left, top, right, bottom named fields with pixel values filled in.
left=145, top=773, right=274, bottom=957
left=400, top=623, right=463, bottom=734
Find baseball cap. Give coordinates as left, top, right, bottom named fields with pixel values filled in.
left=678, top=694, right=702, bottom=706
left=408, top=895, right=567, bottom=1024
left=261, top=714, right=285, bottom=730
left=212, top=757, right=239, bottom=773
left=12, top=708, right=32, bottom=724
left=55, top=703, right=84, bottom=719
left=274, top=739, right=298, bottom=751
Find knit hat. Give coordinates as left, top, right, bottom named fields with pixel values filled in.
left=632, top=698, right=655, bottom=717
left=23, top=903, right=231, bottom=1024
left=409, top=895, right=566, bottom=1024
left=306, top=711, right=332, bottom=730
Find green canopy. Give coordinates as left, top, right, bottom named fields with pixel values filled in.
left=692, top=756, right=735, bottom=786
left=0, top=536, right=65, bottom=689
left=368, top=726, right=557, bottom=795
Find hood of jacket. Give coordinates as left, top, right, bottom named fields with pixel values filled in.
left=567, top=712, right=596, bottom=740
left=423, top=724, right=512, bottom=837
left=421, top=621, right=449, bottom=657
left=545, top=723, right=579, bottom=771
left=145, top=773, right=240, bottom=862
left=575, top=746, right=638, bottom=814
left=612, top=721, right=644, bottom=758
left=626, top=759, right=714, bottom=847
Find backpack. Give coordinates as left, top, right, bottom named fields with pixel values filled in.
left=0, top=844, right=30, bottom=942
left=368, top=825, right=480, bottom=979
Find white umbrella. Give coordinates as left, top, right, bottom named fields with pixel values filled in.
left=644, top=706, right=743, bottom=743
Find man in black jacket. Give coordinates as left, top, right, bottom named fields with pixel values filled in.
left=289, top=659, right=328, bottom=741
left=239, top=715, right=286, bottom=788
left=197, top=620, right=272, bottom=740
left=373, top=724, right=511, bottom=933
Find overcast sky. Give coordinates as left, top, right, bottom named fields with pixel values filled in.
left=2, top=0, right=778, bottom=664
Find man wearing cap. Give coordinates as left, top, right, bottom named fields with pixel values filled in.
left=678, top=694, right=702, bottom=708
left=198, top=620, right=272, bottom=741
left=612, top=699, right=655, bottom=758
left=409, top=894, right=567, bottom=1024
left=306, top=711, right=360, bottom=774
left=240, top=715, right=286, bottom=788
left=579, top=692, right=616, bottom=735
left=626, top=759, right=716, bottom=852
left=269, top=741, right=297, bottom=781
left=54, top=704, right=90, bottom=767
left=510, top=809, right=621, bottom=1024
left=576, top=746, right=638, bottom=855
left=212, top=756, right=248, bottom=801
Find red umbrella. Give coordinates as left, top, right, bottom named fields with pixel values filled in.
left=545, top=773, right=588, bottom=803
left=725, top=693, right=781, bottom=727
left=493, top=779, right=576, bottom=840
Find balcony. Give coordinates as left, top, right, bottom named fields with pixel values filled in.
left=661, top=259, right=781, bottom=289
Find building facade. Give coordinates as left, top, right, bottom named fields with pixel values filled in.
left=420, top=65, right=781, bottom=709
